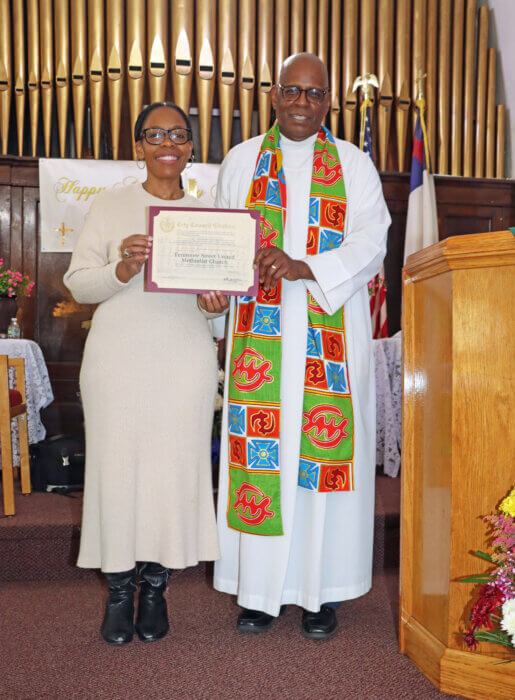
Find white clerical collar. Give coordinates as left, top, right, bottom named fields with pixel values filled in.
left=278, top=131, right=318, bottom=150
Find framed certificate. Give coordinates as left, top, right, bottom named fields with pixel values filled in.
left=146, top=206, right=260, bottom=295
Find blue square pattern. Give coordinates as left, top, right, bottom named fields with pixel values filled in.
left=306, top=327, right=323, bottom=358
left=320, top=228, right=343, bottom=253
left=309, top=197, right=320, bottom=225
left=247, top=439, right=279, bottom=470
left=228, top=404, right=246, bottom=435
left=252, top=305, right=280, bottom=336
left=298, top=459, right=319, bottom=490
left=265, top=180, right=282, bottom=207
left=255, top=151, right=271, bottom=177
left=326, top=362, right=349, bottom=393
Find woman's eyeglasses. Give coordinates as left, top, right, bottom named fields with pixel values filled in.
left=141, top=127, right=192, bottom=145
left=277, top=84, right=329, bottom=105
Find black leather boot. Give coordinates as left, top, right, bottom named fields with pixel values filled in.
left=135, top=562, right=170, bottom=642
left=101, top=569, right=136, bottom=645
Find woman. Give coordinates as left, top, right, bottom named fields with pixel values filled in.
left=64, top=102, right=222, bottom=646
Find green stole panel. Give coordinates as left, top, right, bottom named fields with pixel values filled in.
left=227, top=123, right=354, bottom=536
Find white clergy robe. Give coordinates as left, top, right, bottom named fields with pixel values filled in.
left=214, top=131, right=391, bottom=616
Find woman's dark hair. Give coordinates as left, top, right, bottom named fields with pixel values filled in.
left=134, top=101, right=194, bottom=147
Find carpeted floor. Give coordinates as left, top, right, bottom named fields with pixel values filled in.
left=0, top=569, right=449, bottom=699
left=0, top=477, right=454, bottom=699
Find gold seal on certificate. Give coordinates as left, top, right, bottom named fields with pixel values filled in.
left=146, top=206, right=260, bottom=295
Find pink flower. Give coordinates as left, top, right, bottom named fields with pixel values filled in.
left=8, top=287, right=13, bottom=292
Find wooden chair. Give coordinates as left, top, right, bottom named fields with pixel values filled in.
left=0, top=355, right=31, bottom=516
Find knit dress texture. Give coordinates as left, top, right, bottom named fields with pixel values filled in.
left=64, top=182, right=220, bottom=572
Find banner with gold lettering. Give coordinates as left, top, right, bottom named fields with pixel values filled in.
left=39, top=158, right=220, bottom=252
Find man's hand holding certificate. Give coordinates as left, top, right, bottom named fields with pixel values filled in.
left=146, top=206, right=260, bottom=296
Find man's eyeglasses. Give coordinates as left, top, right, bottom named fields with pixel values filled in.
left=277, top=84, right=329, bottom=105
left=141, top=127, right=192, bottom=145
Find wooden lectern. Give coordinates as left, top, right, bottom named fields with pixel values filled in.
left=400, top=231, right=515, bottom=699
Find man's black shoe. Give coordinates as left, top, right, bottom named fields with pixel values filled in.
left=237, top=605, right=286, bottom=633
left=301, top=604, right=338, bottom=640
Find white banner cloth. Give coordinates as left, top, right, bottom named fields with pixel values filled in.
left=39, top=158, right=220, bottom=252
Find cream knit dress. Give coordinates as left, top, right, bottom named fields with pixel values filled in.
left=64, top=182, right=220, bottom=573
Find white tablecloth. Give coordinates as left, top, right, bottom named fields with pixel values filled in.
left=373, top=331, right=402, bottom=477
left=0, top=338, right=54, bottom=466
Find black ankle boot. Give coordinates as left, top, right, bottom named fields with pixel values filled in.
left=101, top=569, right=136, bottom=645
left=135, top=562, right=170, bottom=642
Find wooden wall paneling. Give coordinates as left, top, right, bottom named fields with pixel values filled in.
left=41, top=361, right=84, bottom=436
left=20, top=187, right=38, bottom=338
left=1, top=159, right=514, bottom=437
left=35, top=244, right=91, bottom=435
left=381, top=173, right=515, bottom=335
left=0, top=182, right=11, bottom=263
left=9, top=187, right=23, bottom=273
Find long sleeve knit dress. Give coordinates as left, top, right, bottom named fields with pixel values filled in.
left=64, top=182, right=220, bottom=573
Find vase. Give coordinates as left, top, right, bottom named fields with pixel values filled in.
left=0, top=297, right=18, bottom=335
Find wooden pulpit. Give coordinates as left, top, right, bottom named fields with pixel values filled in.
left=400, top=231, right=515, bottom=699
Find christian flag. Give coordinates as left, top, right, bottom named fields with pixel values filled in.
left=403, top=102, right=439, bottom=263
left=360, top=100, right=388, bottom=338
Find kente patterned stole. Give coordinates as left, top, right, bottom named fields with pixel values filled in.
left=227, top=123, right=354, bottom=536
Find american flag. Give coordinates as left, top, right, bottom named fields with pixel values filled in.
left=361, top=102, right=388, bottom=339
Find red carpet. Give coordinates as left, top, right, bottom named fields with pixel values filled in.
left=0, top=478, right=454, bottom=698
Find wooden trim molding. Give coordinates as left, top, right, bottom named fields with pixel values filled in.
left=401, top=616, right=515, bottom=700
left=404, top=229, right=515, bottom=281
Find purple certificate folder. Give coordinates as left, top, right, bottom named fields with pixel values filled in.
left=146, top=206, right=260, bottom=296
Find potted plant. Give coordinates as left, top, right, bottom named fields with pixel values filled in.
left=0, top=258, right=35, bottom=334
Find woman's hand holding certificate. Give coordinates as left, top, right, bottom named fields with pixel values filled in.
left=146, top=207, right=260, bottom=296
left=117, top=234, right=152, bottom=283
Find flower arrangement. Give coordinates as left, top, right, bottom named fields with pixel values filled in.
left=462, top=487, right=515, bottom=651
left=0, top=259, right=35, bottom=298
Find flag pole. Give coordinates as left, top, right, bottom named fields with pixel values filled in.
left=415, top=70, right=432, bottom=172
left=353, top=72, right=379, bottom=150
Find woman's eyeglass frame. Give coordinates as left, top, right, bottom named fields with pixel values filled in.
left=140, top=127, right=192, bottom=145
left=277, top=84, right=330, bottom=105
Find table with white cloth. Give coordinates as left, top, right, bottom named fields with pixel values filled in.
left=373, top=331, right=402, bottom=477
left=0, top=338, right=54, bottom=466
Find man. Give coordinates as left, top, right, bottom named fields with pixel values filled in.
left=199, top=53, right=390, bottom=640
